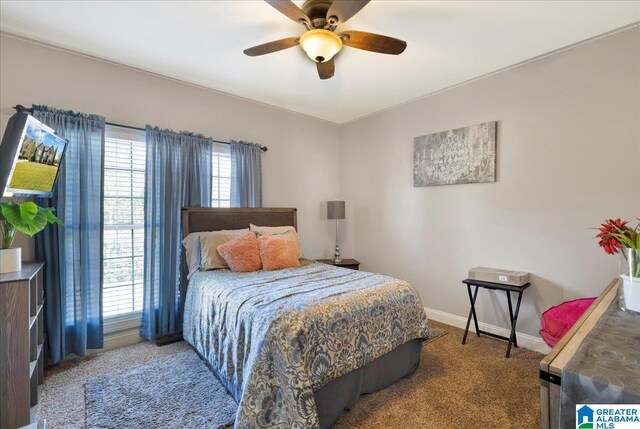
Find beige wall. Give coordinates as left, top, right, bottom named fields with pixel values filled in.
left=2, top=28, right=639, bottom=341
left=339, top=27, right=640, bottom=337
left=0, top=35, right=341, bottom=260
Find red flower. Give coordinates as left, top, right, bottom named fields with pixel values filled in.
left=596, top=218, right=628, bottom=255
left=598, top=236, right=622, bottom=255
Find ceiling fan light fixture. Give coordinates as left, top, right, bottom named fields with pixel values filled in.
left=299, top=29, right=342, bottom=63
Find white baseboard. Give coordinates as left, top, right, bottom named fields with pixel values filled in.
left=424, top=306, right=551, bottom=355
left=83, top=330, right=143, bottom=357
left=100, top=328, right=144, bottom=352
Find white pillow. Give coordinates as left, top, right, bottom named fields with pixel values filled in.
left=249, top=224, right=304, bottom=259
left=182, top=229, right=249, bottom=276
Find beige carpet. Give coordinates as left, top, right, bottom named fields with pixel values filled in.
left=334, top=321, right=543, bottom=429
left=38, top=321, right=542, bottom=428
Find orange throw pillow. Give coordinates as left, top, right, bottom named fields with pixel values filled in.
left=216, top=232, right=262, bottom=272
left=257, top=235, right=301, bottom=271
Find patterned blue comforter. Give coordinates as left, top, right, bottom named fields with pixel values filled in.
left=183, top=260, right=430, bottom=428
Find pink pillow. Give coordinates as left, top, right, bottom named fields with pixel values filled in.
left=539, top=297, right=596, bottom=347
left=216, top=232, right=262, bottom=272
left=257, top=235, right=301, bottom=271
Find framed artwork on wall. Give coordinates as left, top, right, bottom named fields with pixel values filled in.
left=413, top=121, right=496, bottom=186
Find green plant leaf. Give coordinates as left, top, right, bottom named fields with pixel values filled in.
left=43, top=209, right=64, bottom=226
left=0, top=202, right=63, bottom=238
left=19, top=202, right=38, bottom=222
left=1, top=203, right=23, bottom=230
left=610, top=233, right=636, bottom=249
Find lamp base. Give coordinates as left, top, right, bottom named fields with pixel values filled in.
left=332, top=258, right=343, bottom=263
left=333, top=242, right=341, bottom=263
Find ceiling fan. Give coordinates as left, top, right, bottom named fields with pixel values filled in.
left=243, top=0, right=407, bottom=80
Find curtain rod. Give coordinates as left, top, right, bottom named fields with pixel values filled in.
left=13, top=105, right=268, bottom=152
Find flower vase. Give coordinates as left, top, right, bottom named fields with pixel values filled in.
left=619, top=248, right=640, bottom=314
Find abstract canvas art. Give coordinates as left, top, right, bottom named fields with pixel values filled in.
left=413, top=121, right=496, bottom=186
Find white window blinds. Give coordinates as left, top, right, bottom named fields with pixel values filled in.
left=212, top=142, right=231, bottom=207
left=102, top=126, right=146, bottom=332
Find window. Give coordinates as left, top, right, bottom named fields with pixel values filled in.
left=102, top=126, right=146, bottom=333
left=101, top=131, right=228, bottom=332
left=212, top=143, right=231, bottom=207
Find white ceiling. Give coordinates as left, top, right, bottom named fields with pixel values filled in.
left=1, top=1, right=638, bottom=124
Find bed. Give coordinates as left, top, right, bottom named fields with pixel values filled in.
left=181, top=207, right=431, bottom=428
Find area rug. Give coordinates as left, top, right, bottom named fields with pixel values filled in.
left=424, top=326, right=447, bottom=345
left=85, top=350, right=237, bottom=429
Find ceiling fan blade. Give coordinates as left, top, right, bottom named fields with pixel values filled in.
left=264, top=0, right=309, bottom=25
left=340, top=31, right=407, bottom=55
left=326, top=0, right=370, bottom=24
left=243, top=37, right=300, bottom=57
left=316, top=59, right=335, bottom=80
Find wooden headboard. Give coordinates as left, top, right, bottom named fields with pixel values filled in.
left=180, top=207, right=297, bottom=300
left=181, top=207, right=297, bottom=237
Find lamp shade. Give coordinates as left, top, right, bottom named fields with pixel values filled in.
left=299, top=29, right=343, bottom=63
left=327, top=200, right=345, bottom=220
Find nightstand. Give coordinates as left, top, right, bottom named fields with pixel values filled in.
left=316, top=259, right=360, bottom=270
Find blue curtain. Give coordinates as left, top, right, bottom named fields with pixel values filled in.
left=33, top=105, right=105, bottom=364
left=230, top=141, right=262, bottom=207
left=141, top=126, right=212, bottom=341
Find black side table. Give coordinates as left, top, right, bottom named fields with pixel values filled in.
left=461, top=278, right=531, bottom=358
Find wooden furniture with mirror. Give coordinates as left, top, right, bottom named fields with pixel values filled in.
left=0, top=261, right=46, bottom=429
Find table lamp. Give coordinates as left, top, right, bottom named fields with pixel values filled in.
left=327, top=200, right=345, bottom=262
